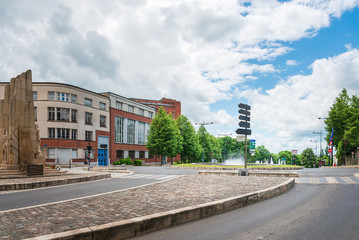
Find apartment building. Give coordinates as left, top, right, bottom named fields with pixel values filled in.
left=31, top=82, right=110, bottom=166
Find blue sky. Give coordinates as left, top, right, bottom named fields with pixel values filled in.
left=1, top=0, right=359, bottom=154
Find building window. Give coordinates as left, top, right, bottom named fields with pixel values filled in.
left=34, top=107, right=37, bottom=121
left=33, top=91, right=37, bottom=100
left=48, top=128, right=55, bottom=138
left=85, top=112, right=93, bottom=125
left=116, top=150, right=124, bottom=159
left=148, top=112, right=153, bottom=118
left=127, top=119, right=135, bottom=144
left=100, top=115, right=106, bottom=127
left=129, top=151, right=135, bottom=158
left=138, top=122, right=145, bottom=145
left=71, top=129, right=77, bottom=140
left=57, top=92, right=69, bottom=102
left=116, top=101, right=122, bottom=110
left=139, top=109, right=144, bottom=116
left=128, top=105, right=133, bottom=113
left=85, top=131, right=93, bottom=141
left=71, top=109, right=77, bottom=122
left=99, top=102, right=106, bottom=110
left=173, top=112, right=175, bottom=118
left=84, top=98, right=92, bottom=107
left=48, top=92, right=55, bottom=100
left=115, top=116, right=124, bottom=143
left=57, top=128, right=70, bottom=139
left=48, top=148, right=55, bottom=159
left=48, top=107, right=55, bottom=121
left=139, top=151, right=145, bottom=158
left=57, top=108, right=70, bottom=121
left=71, top=94, right=77, bottom=103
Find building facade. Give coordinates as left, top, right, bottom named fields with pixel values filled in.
left=100, top=92, right=156, bottom=164
left=32, top=82, right=111, bottom=166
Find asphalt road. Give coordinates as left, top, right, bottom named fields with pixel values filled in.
left=0, top=166, right=197, bottom=211
left=132, top=168, right=359, bottom=240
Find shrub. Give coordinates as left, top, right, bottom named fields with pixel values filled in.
left=172, top=162, right=177, bottom=165
left=113, top=161, right=121, bottom=165
left=133, top=159, right=142, bottom=166
left=120, top=156, right=133, bottom=165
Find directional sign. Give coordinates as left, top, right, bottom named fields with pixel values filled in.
left=239, top=115, right=250, bottom=121
left=236, top=135, right=246, bottom=142
left=235, top=128, right=251, bottom=135
left=238, top=103, right=251, bottom=110
left=239, top=121, right=250, bottom=128
left=249, top=139, right=256, bottom=149
left=238, top=109, right=250, bottom=116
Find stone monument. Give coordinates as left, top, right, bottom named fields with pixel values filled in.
left=0, top=70, right=45, bottom=174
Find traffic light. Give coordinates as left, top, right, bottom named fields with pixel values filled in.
left=236, top=103, right=251, bottom=135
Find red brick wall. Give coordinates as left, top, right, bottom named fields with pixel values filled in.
left=109, top=108, right=154, bottom=164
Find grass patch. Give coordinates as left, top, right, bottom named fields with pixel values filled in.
left=176, top=164, right=301, bottom=168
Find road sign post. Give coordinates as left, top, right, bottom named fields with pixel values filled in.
left=236, top=103, right=251, bottom=170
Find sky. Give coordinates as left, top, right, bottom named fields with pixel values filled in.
left=1, top=0, right=359, bottom=154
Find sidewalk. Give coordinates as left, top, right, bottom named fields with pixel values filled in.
left=0, top=175, right=294, bottom=240
left=0, top=167, right=111, bottom=192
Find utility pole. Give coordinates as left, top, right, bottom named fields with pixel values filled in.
left=313, top=131, right=322, bottom=164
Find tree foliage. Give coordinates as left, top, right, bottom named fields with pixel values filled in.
left=253, top=145, right=271, bottom=163
left=175, top=115, right=201, bottom=162
left=325, top=89, right=359, bottom=165
left=301, top=148, right=317, bottom=168
left=146, top=107, right=182, bottom=158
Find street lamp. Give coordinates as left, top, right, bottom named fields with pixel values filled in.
left=195, top=121, right=213, bottom=162
left=313, top=131, right=322, bottom=163
left=318, top=116, right=333, bottom=166
left=310, top=140, right=318, bottom=157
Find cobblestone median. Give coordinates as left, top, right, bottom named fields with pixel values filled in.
left=0, top=175, right=289, bottom=239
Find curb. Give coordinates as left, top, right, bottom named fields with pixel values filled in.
left=198, top=170, right=299, bottom=178
left=0, top=173, right=111, bottom=191
left=25, top=178, right=295, bottom=240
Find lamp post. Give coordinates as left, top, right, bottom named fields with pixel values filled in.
left=86, top=140, right=92, bottom=170
left=313, top=131, right=322, bottom=163
left=318, top=117, right=333, bottom=166
left=218, top=133, right=232, bottom=161
left=310, top=140, right=318, bottom=157
left=195, top=122, right=213, bottom=162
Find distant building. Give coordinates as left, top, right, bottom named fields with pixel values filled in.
left=131, top=98, right=181, bottom=119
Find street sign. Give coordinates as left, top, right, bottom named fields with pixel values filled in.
left=249, top=139, right=256, bottom=149
left=238, top=115, right=250, bottom=121
left=328, top=148, right=332, bottom=153
left=239, top=121, right=250, bottom=128
left=238, top=109, right=250, bottom=116
left=235, top=128, right=251, bottom=135
left=236, top=135, right=246, bottom=142
left=238, top=103, right=251, bottom=110
left=100, top=144, right=108, bottom=149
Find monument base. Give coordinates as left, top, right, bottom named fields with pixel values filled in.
left=21, top=164, right=44, bottom=176
left=0, top=164, right=21, bottom=170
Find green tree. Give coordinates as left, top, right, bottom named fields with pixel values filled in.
left=271, top=153, right=279, bottom=164
left=175, top=115, right=201, bottom=163
left=325, top=89, right=359, bottom=165
left=209, top=135, right=221, bottom=160
left=146, top=107, right=182, bottom=162
left=278, top=150, right=292, bottom=165
left=253, top=145, right=271, bottom=163
left=302, top=148, right=317, bottom=168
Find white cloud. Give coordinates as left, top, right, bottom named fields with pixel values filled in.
left=237, top=49, right=359, bottom=153
left=286, top=60, right=298, bottom=66
left=0, top=0, right=358, bottom=154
